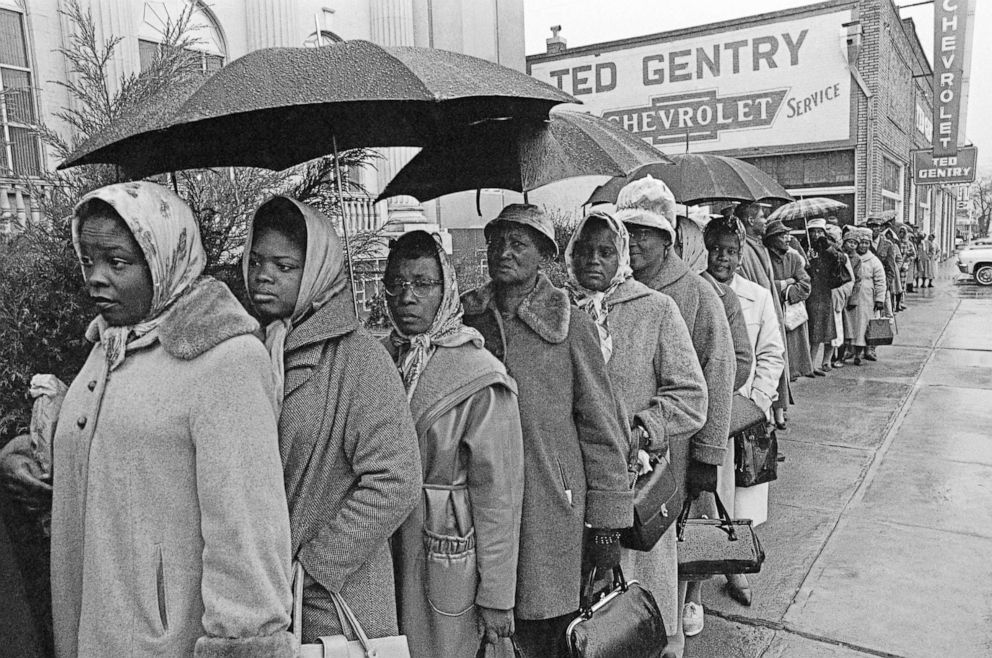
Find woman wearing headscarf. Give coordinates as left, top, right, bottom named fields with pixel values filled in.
left=565, top=211, right=707, bottom=658
left=382, top=231, right=524, bottom=657
left=826, top=225, right=855, bottom=369
left=765, top=220, right=814, bottom=388
left=848, top=227, right=888, bottom=364
left=243, top=197, right=422, bottom=643
left=51, top=182, right=295, bottom=658
left=461, top=204, right=633, bottom=657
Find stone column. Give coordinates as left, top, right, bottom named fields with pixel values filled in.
left=370, top=0, right=427, bottom=226
left=245, top=0, right=299, bottom=49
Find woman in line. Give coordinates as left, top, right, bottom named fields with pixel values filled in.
left=847, top=227, right=888, bottom=364
left=383, top=231, right=524, bottom=657
left=243, top=197, right=422, bottom=643
left=566, top=211, right=708, bottom=658
left=461, top=204, right=633, bottom=658
left=899, top=225, right=918, bottom=295
left=704, top=216, right=784, bottom=560
left=917, top=234, right=937, bottom=288
left=52, top=182, right=295, bottom=658
left=826, top=225, right=855, bottom=368
left=765, top=220, right=813, bottom=388
left=839, top=229, right=863, bottom=365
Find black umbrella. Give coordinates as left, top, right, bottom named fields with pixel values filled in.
left=377, top=109, right=673, bottom=203
left=59, top=40, right=575, bottom=176
left=585, top=154, right=792, bottom=206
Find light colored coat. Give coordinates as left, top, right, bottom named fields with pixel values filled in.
left=849, top=251, right=887, bottom=346
left=51, top=279, right=295, bottom=658
left=741, top=236, right=791, bottom=409
left=281, top=293, right=422, bottom=643
left=462, top=275, right=634, bottom=620
left=771, top=247, right=814, bottom=378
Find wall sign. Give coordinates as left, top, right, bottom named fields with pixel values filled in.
left=932, top=0, right=969, bottom=156
left=912, top=146, right=977, bottom=185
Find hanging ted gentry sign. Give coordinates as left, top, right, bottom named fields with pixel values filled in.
left=527, top=7, right=853, bottom=152
left=912, top=146, right=977, bottom=185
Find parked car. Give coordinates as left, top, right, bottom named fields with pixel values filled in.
left=957, top=244, right=992, bottom=285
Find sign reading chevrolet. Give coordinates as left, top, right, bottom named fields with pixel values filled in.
left=528, top=8, right=853, bottom=152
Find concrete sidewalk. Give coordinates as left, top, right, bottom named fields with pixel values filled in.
left=686, top=263, right=992, bottom=658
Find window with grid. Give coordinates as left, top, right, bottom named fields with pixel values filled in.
left=0, top=8, right=42, bottom=177
left=138, top=1, right=225, bottom=74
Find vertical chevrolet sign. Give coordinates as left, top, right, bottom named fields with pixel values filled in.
left=932, top=0, right=969, bottom=156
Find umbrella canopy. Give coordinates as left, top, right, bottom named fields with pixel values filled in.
left=585, top=153, right=792, bottom=206
left=60, top=40, right=575, bottom=177
left=376, top=109, right=673, bottom=202
left=766, top=197, right=848, bottom=223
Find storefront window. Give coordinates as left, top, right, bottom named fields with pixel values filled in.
left=881, top=156, right=903, bottom=219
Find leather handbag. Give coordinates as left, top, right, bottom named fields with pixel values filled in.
left=866, top=316, right=895, bottom=346
left=676, top=493, right=765, bottom=578
left=620, top=454, right=682, bottom=552
left=782, top=284, right=808, bottom=330
left=730, top=395, right=778, bottom=488
left=565, top=566, right=667, bottom=658
left=476, top=637, right=524, bottom=658
left=293, top=563, right=411, bottom=658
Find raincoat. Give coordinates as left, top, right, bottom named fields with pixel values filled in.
left=770, top=247, right=814, bottom=378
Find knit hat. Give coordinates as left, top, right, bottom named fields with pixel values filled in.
left=764, top=219, right=790, bottom=238
left=825, top=225, right=842, bottom=244
left=484, top=204, right=558, bottom=256
left=612, top=175, right=677, bottom=244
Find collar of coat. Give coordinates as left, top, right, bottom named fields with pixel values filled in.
left=153, top=277, right=259, bottom=360
left=604, top=277, right=655, bottom=306
left=637, top=251, right=692, bottom=291
left=284, top=290, right=360, bottom=353
left=462, top=273, right=571, bottom=344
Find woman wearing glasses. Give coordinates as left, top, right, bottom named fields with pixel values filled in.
left=243, top=197, right=422, bottom=643
left=382, top=230, right=525, bottom=657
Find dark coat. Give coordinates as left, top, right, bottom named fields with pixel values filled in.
left=281, top=293, right=422, bottom=642
left=771, top=248, right=814, bottom=378
left=701, top=271, right=754, bottom=391
left=462, top=275, right=633, bottom=620
left=805, top=244, right=847, bottom=344
left=872, top=235, right=902, bottom=295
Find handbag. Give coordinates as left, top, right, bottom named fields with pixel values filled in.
left=730, top=395, right=778, bottom=488
left=293, top=563, right=411, bottom=658
left=476, top=637, right=524, bottom=658
left=676, top=493, right=765, bottom=578
left=865, top=316, right=895, bottom=346
left=782, top=286, right=808, bottom=330
left=565, top=566, right=667, bottom=658
left=620, top=453, right=682, bottom=552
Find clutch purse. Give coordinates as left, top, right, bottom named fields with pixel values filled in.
left=730, top=395, right=778, bottom=488
left=620, top=454, right=682, bottom=552
left=293, top=563, right=411, bottom=658
left=565, top=566, right=667, bottom=658
left=866, top=317, right=895, bottom=345
left=676, top=493, right=765, bottom=578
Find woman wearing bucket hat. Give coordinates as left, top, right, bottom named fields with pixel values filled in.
left=461, top=204, right=633, bottom=657
left=613, top=176, right=737, bottom=639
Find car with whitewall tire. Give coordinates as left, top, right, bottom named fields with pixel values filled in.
left=957, top=245, right=992, bottom=286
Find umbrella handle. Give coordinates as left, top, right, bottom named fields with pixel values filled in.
left=476, top=188, right=482, bottom=217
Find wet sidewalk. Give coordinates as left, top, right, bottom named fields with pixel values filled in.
left=687, top=262, right=992, bottom=657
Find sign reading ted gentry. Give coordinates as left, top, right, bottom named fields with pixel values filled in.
left=932, top=0, right=969, bottom=156
left=912, top=146, right=977, bottom=185
left=528, top=8, right=853, bottom=152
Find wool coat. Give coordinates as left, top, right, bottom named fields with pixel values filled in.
left=831, top=253, right=856, bottom=347
left=51, top=279, right=295, bottom=658
left=842, top=252, right=863, bottom=343
left=386, top=340, right=524, bottom=658
left=462, top=275, right=634, bottom=620
left=805, top=244, right=847, bottom=344
left=771, top=248, right=814, bottom=378
left=918, top=239, right=936, bottom=279
left=637, top=255, right=735, bottom=468
left=701, top=271, right=754, bottom=391
left=849, top=251, right=887, bottom=347
left=872, top=235, right=902, bottom=296
left=901, top=238, right=918, bottom=283
left=741, top=236, right=791, bottom=409
left=281, top=293, right=422, bottom=642
left=604, top=280, right=707, bottom=642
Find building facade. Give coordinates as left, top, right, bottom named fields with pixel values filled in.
left=527, top=0, right=963, bottom=258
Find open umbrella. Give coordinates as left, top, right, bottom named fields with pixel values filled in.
left=585, top=153, right=792, bottom=206
left=376, top=109, right=673, bottom=203
left=60, top=40, right=575, bottom=176
left=766, top=197, right=847, bottom=223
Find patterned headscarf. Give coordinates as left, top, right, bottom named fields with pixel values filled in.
left=564, top=211, right=633, bottom=362
left=243, top=197, right=349, bottom=410
left=387, top=231, right=483, bottom=398
left=73, top=181, right=207, bottom=371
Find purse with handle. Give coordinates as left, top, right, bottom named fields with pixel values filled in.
left=293, top=562, right=411, bottom=658
left=730, top=395, right=778, bottom=488
left=676, top=493, right=765, bottom=578
left=620, top=453, right=682, bottom=552
left=866, top=316, right=895, bottom=346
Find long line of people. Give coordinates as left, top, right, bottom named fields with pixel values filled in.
left=0, top=177, right=911, bottom=658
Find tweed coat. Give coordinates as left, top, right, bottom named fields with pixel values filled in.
left=386, top=340, right=524, bottom=658
left=281, top=293, right=422, bottom=642
left=637, top=254, right=735, bottom=468
left=701, top=271, right=754, bottom=391
left=771, top=247, right=814, bottom=378
left=604, top=279, right=707, bottom=639
left=740, top=236, right=791, bottom=409
left=872, top=234, right=902, bottom=295
left=51, top=279, right=295, bottom=658
left=849, top=251, right=887, bottom=347
left=462, top=275, right=633, bottom=620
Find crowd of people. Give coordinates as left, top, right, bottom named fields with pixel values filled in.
left=0, top=177, right=931, bottom=658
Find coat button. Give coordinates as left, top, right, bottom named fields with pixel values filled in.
left=76, top=416, right=87, bottom=429
left=87, top=380, right=97, bottom=391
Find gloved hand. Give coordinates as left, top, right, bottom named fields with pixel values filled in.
left=686, top=460, right=718, bottom=499
left=477, top=606, right=515, bottom=645
left=874, top=301, right=885, bottom=312
left=0, top=435, right=52, bottom=513
left=585, top=528, right=622, bottom=571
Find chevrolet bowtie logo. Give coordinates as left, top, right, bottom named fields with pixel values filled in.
left=602, top=88, right=788, bottom=146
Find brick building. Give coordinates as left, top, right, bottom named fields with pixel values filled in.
left=527, top=0, right=965, bottom=257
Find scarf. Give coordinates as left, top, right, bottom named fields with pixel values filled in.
left=243, top=197, right=349, bottom=411
left=386, top=232, right=484, bottom=398
left=73, top=181, right=207, bottom=371
left=564, top=211, right=633, bottom=362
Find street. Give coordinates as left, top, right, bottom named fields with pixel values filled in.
left=689, top=261, right=992, bottom=657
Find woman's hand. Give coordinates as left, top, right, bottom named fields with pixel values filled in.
left=477, top=606, right=515, bottom=644
left=750, top=390, right=773, bottom=418
left=0, top=436, right=52, bottom=513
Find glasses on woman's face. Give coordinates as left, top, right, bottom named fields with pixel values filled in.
left=382, top=278, right=443, bottom=298
left=626, top=227, right=658, bottom=243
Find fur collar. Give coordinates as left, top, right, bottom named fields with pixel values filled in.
left=462, top=273, right=571, bottom=344
left=158, top=277, right=259, bottom=360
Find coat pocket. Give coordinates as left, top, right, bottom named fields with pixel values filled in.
left=555, top=457, right=573, bottom=507
left=424, top=527, right=478, bottom=617
left=154, top=545, right=169, bottom=633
